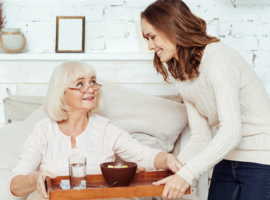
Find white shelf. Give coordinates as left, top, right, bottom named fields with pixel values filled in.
left=0, top=53, right=155, bottom=61
left=231, top=0, right=270, bottom=5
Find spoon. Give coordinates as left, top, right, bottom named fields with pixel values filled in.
left=109, top=182, right=118, bottom=187
left=87, top=182, right=118, bottom=188
left=87, top=184, right=107, bottom=188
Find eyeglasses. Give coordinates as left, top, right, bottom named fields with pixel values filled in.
left=69, top=83, right=102, bottom=93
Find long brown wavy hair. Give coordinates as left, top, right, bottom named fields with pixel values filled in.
left=141, top=0, right=220, bottom=82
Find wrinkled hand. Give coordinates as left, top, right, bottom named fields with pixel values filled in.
left=153, top=174, right=190, bottom=199
left=138, top=154, right=182, bottom=173
left=32, top=170, right=57, bottom=199
left=166, top=154, right=183, bottom=173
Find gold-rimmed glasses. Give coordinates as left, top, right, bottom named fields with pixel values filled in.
left=69, top=83, right=102, bottom=93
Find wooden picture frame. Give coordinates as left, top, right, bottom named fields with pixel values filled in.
left=56, top=16, right=85, bottom=53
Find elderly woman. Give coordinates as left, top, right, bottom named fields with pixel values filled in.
left=9, top=61, right=182, bottom=199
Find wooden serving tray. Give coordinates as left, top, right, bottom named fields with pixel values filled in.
left=46, top=171, right=190, bottom=200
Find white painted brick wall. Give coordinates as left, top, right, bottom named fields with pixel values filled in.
left=3, top=0, right=270, bottom=95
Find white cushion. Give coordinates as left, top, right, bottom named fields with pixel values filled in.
left=3, top=94, right=44, bottom=124
left=95, top=80, right=187, bottom=152
left=0, top=107, right=47, bottom=200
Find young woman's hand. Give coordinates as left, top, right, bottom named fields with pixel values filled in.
left=153, top=174, right=190, bottom=199
left=31, top=170, right=57, bottom=199
left=166, top=154, right=183, bottom=173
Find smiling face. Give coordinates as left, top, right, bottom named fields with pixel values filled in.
left=64, top=76, right=99, bottom=113
left=141, top=19, right=178, bottom=63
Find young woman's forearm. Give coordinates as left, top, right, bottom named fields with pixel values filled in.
left=10, top=174, right=36, bottom=197
left=154, top=152, right=169, bottom=170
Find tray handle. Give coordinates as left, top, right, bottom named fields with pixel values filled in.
left=45, top=176, right=53, bottom=199
left=168, top=170, right=174, bottom=176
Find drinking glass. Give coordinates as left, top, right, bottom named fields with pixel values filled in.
left=68, top=156, right=87, bottom=187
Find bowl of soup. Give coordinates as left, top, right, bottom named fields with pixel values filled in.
left=100, top=162, right=138, bottom=187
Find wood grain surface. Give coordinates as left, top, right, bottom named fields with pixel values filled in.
left=46, top=171, right=190, bottom=200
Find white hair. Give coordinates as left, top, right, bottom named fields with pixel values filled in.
left=44, top=61, right=102, bottom=121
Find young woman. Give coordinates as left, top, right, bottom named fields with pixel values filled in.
left=141, top=0, right=270, bottom=199
left=9, top=61, right=182, bottom=200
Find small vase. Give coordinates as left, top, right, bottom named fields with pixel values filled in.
left=0, top=28, right=27, bottom=53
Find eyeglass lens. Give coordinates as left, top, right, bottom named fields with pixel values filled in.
left=80, top=84, right=101, bottom=92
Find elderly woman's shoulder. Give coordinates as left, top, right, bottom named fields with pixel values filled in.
left=90, top=113, right=126, bottom=136
left=33, top=117, right=54, bottom=132
left=90, top=113, right=111, bottom=124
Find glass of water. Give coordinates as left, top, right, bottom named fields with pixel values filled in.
left=68, top=156, right=87, bottom=187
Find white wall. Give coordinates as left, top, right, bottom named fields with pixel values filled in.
left=3, top=1, right=270, bottom=53
left=4, top=0, right=270, bottom=93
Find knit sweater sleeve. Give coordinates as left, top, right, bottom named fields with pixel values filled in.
left=176, top=53, right=242, bottom=185
left=177, top=101, right=212, bottom=166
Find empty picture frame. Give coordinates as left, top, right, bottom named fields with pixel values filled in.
left=56, top=16, right=85, bottom=53
left=206, top=18, right=219, bottom=38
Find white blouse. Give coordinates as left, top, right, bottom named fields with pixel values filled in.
left=9, top=113, right=162, bottom=198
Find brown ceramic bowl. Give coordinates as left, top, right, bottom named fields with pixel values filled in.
left=100, top=162, right=138, bottom=187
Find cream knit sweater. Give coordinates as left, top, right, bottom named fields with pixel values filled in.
left=175, top=42, right=270, bottom=185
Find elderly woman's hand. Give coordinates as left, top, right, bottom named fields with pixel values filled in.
left=166, top=154, right=183, bottom=173
left=153, top=174, right=190, bottom=199
left=138, top=153, right=183, bottom=173
left=32, top=170, right=57, bottom=199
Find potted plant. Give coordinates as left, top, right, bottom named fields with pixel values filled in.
left=0, top=1, right=27, bottom=53
left=0, top=1, right=6, bottom=31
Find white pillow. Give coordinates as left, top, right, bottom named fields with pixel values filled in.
left=0, top=80, right=187, bottom=199
left=3, top=91, right=44, bottom=124
left=95, top=80, right=187, bottom=152
left=0, top=107, right=47, bottom=200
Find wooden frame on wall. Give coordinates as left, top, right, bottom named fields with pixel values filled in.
left=56, top=16, right=85, bottom=53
